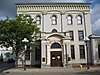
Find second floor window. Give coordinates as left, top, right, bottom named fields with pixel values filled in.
left=77, top=15, right=82, bottom=25
left=52, top=15, right=57, bottom=25
left=69, top=31, right=74, bottom=41
left=67, top=15, right=72, bottom=25
left=78, top=31, right=84, bottom=40
left=36, top=15, right=41, bottom=25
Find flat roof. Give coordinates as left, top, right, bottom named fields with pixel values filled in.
left=16, top=3, right=91, bottom=5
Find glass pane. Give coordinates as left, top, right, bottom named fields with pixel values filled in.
left=68, top=21, right=71, bottom=24
left=78, top=21, right=81, bottom=24
left=52, top=55, right=55, bottom=61
left=57, top=55, right=61, bottom=61
left=52, top=21, right=56, bottom=24
left=52, top=16, right=56, bottom=20
left=51, top=43, right=61, bottom=48
left=67, top=16, right=71, bottom=20
left=36, top=21, right=40, bottom=24
left=77, top=16, right=81, bottom=20
left=36, top=16, right=40, bottom=20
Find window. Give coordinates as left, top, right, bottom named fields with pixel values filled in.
left=36, top=15, right=41, bottom=25
left=69, top=31, right=74, bottom=41
left=98, top=45, right=100, bottom=59
left=35, top=40, right=41, bottom=61
left=78, top=31, right=84, bottom=40
left=52, top=29, right=57, bottom=33
left=71, top=45, right=75, bottom=59
left=51, top=42, right=61, bottom=49
left=77, top=15, right=82, bottom=25
left=52, top=15, right=57, bottom=25
left=25, top=46, right=30, bottom=60
left=79, top=45, right=85, bottom=59
left=67, top=15, right=72, bottom=24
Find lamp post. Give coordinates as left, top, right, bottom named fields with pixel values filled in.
left=84, top=37, right=90, bottom=70
left=22, top=38, right=29, bottom=71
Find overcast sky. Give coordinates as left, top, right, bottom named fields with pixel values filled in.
left=0, top=0, right=100, bottom=35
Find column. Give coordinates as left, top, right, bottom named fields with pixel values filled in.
left=42, top=13, right=44, bottom=32
left=60, top=12, right=65, bottom=32
left=63, top=44, right=67, bottom=67
left=42, top=12, right=46, bottom=32
left=41, top=41, right=46, bottom=66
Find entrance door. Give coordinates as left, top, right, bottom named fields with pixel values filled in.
left=51, top=51, right=62, bottom=67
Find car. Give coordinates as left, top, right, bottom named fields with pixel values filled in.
left=7, top=58, right=15, bottom=63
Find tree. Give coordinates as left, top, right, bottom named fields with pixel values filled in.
left=0, top=14, right=40, bottom=66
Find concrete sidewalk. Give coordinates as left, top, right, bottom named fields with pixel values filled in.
left=3, top=67, right=100, bottom=73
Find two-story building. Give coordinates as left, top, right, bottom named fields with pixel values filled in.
left=16, top=3, right=93, bottom=68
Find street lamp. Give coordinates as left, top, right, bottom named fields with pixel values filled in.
left=84, top=37, right=90, bottom=70
left=22, top=38, right=29, bottom=71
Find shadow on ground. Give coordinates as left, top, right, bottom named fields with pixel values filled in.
left=0, top=62, right=15, bottom=72
left=75, top=71, right=100, bottom=75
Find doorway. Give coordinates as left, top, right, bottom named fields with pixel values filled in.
left=51, top=51, right=62, bottom=67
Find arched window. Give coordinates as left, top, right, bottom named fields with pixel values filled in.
left=36, top=15, right=41, bottom=25
left=67, top=15, right=72, bottom=24
left=98, top=45, right=100, bottom=59
left=51, top=42, right=61, bottom=49
left=52, top=29, right=57, bottom=33
left=51, top=15, right=57, bottom=25
left=77, top=15, right=82, bottom=24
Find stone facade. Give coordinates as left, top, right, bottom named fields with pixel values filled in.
left=16, top=3, right=93, bottom=67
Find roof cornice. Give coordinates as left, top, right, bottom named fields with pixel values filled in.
left=16, top=3, right=91, bottom=5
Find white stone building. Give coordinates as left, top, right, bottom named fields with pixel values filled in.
left=88, top=35, right=100, bottom=65
left=16, top=3, right=94, bottom=68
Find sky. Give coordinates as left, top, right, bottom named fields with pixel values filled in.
left=0, top=0, right=100, bottom=35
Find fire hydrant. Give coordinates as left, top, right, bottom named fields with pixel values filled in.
left=80, top=64, right=82, bottom=70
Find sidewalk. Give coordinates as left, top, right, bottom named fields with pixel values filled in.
left=3, top=66, right=100, bottom=73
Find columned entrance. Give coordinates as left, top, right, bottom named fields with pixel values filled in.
left=51, top=51, right=62, bottom=67
left=41, top=32, right=70, bottom=68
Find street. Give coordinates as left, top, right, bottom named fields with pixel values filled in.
left=0, top=63, right=100, bottom=75
left=0, top=71, right=100, bottom=75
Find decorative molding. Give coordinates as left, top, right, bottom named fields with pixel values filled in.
left=16, top=3, right=90, bottom=12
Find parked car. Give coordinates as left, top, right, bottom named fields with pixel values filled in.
left=7, top=53, right=16, bottom=63
left=7, top=58, right=15, bottom=63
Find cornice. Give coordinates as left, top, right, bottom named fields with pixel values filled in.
left=16, top=3, right=91, bottom=5
left=16, top=3, right=90, bottom=12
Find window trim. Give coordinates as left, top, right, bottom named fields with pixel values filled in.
left=78, top=30, right=84, bottom=41
left=36, top=15, right=41, bottom=25
left=71, top=45, right=75, bottom=59
left=79, top=45, right=85, bottom=59
left=69, top=31, right=74, bottom=41
left=77, top=15, right=82, bottom=25
left=51, top=42, right=61, bottom=49
left=51, top=15, right=57, bottom=25
left=67, top=15, right=73, bottom=25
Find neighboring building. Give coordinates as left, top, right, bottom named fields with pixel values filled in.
left=16, top=3, right=93, bottom=68
left=89, top=35, right=100, bottom=65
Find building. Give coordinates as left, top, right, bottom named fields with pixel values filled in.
left=89, top=35, right=100, bottom=65
left=16, top=3, right=93, bottom=68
